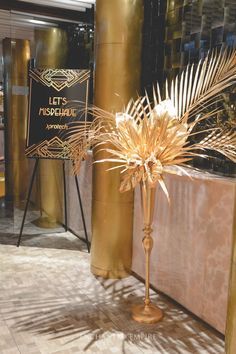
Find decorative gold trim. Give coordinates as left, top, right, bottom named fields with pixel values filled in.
left=25, top=136, right=73, bottom=159
left=29, top=69, right=90, bottom=91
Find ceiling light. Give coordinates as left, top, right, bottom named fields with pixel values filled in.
left=73, top=0, right=95, bottom=3
left=42, top=0, right=93, bottom=8
left=16, top=0, right=87, bottom=12
left=11, top=10, right=88, bottom=24
left=29, top=19, right=49, bottom=25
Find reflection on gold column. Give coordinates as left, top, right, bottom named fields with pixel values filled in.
left=226, top=193, right=236, bottom=353
left=3, top=38, right=30, bottom=204
left=34, top=28, right=68, bottom=227
left=91, top=0, right=144, bottom=278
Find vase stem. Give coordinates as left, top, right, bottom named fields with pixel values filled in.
left=143, top=225, right=153, bottom=306
left=140, top=181, right=155, bottom=307
left=131, top=181, right=163, bottom=323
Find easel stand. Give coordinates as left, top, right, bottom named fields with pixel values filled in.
left=17, top=158, right=90, bottom=252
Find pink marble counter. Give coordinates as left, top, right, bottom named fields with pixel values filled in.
left=66, top=155, right=92, bottom=242
left=132, top=169, right=235, bottom=334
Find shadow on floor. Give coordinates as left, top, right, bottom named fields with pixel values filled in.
left=0, top=200, right=225, bottom=353
left=0, top=202, right=89, bottom=252
left=0, top=231, right=88, bottom=252
left=1, top=278, right=223, bottom=354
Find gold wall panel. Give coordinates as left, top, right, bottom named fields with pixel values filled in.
left=34, top=28, right=68, bottom=227
left=226, top=191, right=236, bottom=353
left=91, top=0, right=144, bottom=278
left=3, top=38, right=30, bottom=204
left=35, top=28, right=68, bottom=69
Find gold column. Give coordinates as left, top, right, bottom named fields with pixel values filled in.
left=91, top=0, right=144, bottom=278
left=226, top=190, right=236, bottom=353
left=34, top=28, right=68, bottom=227
left=3, top=38, right=30, bottom=204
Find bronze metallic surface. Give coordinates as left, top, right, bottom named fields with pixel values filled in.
left=0, top=172, right=5, bottom=198
left=34, top=28, right=68, bottom=227
left=3, top=38, right=30, bottom=204
left=91, top=0, right=144, bottom=278
left=35, top=28, right=68, bottom=69
left=131, top=182, right=163, bottom=323
left=132, top=303, right=163, bottom=324
left=226, top=191, right=236, bottom=353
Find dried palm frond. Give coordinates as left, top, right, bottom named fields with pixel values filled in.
left=194, top=129, right=236, bottom=162
left=67, top=121, right=93, bottom=174
left=66, top=104, right=115, bottom=174
left=68, top=48, right=236, bottom=199
left=166, top=48, right=236, bottom=120
left=90, top=97, right=235, bottom=200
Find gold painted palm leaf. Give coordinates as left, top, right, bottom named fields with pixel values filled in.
left=166, top=48, right=236, bottom=119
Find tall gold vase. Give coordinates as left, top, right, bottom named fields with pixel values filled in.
left=132, top=181, right=163, bottom=323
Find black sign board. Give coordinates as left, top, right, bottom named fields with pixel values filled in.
left=26, top=68, right=90, bottom=159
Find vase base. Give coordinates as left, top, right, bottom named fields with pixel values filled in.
left=32, top=216, right=60, bottom=229
left=132, top=303, right=163, bottom=324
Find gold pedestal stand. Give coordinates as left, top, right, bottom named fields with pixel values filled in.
left=132, top=181, right=163, bottom=324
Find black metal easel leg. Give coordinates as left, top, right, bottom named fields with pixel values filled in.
left=62, top=161, right=68, bottom=232
left=74, top=174, right=90, bottom=253
left=17, top=159, right=39, bottom=247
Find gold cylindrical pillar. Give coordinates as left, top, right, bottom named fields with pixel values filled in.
left=91, top=0, right=144, bottom=278
left=34, top=28, right=68, bottom=227
left=3, top=38, right=30, bottom=204
left=226, top=191, right=236, bottom=353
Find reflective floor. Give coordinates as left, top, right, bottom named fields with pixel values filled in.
left=0, top=202, right=225, bottom=354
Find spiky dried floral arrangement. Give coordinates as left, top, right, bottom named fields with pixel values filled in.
left=68, top=48, right=236, bottom=200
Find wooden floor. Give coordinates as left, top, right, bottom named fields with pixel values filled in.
left=0, top=207, right=225, bottom=354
